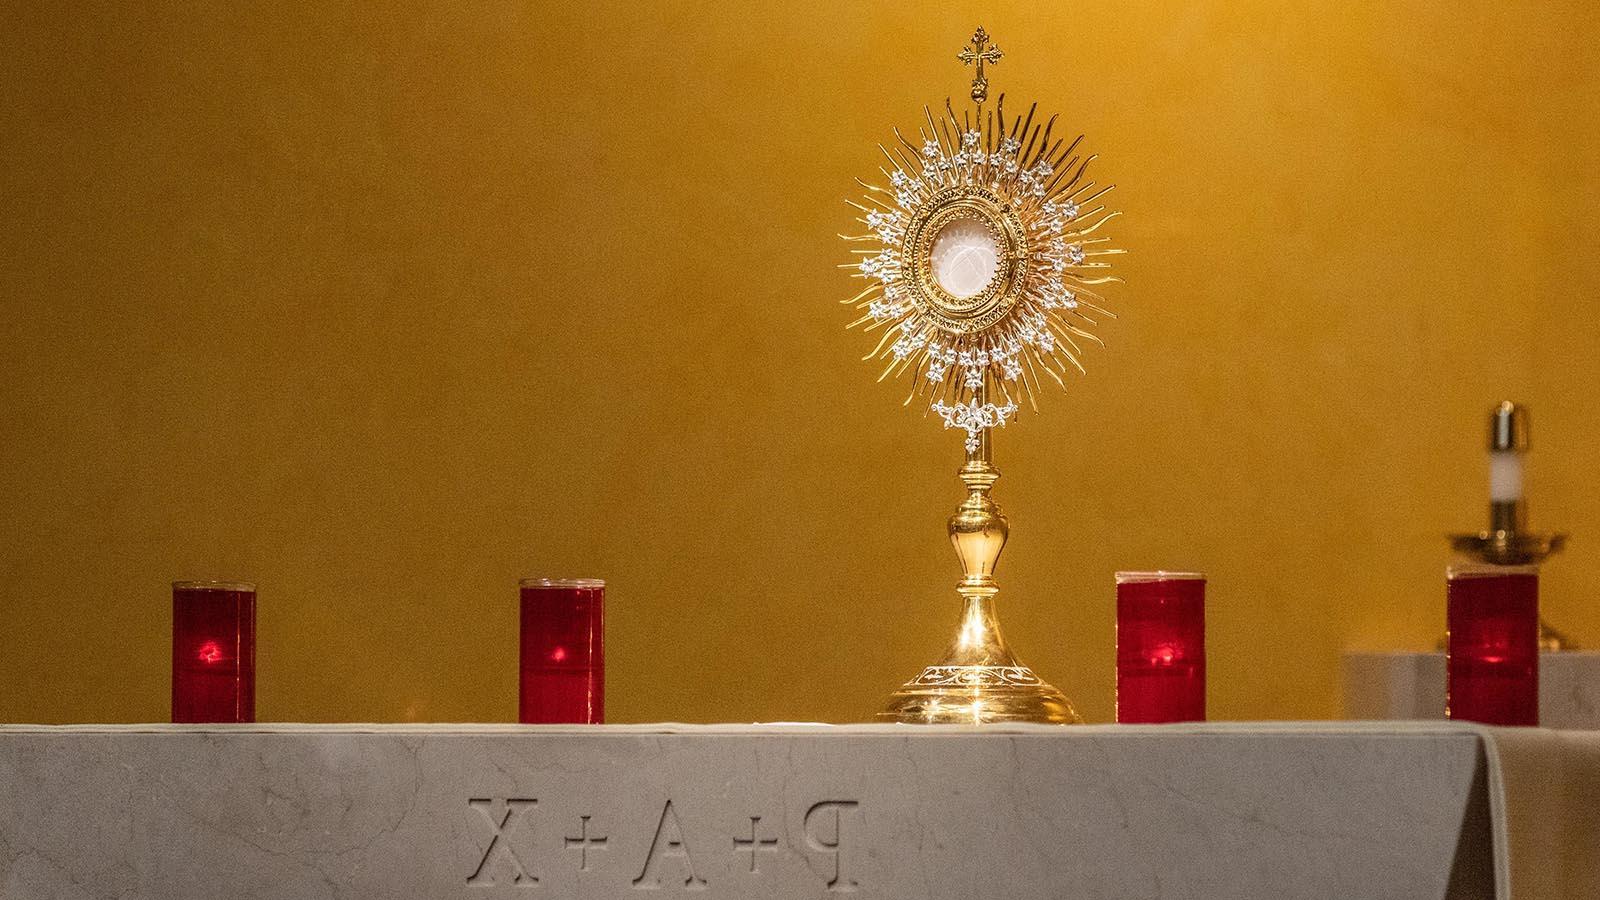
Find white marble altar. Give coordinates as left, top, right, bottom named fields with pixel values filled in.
left=0, top=723, right=1509, bottom=900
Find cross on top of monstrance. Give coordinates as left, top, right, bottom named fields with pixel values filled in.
left=957, top=26, right=1003, bottom=102
left=839, top=28, right=1124, bottom=724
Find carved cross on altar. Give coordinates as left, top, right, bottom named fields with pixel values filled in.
left=958, top=27, right=1003, bottom=102
left=733, top=816, right=780, bottom=872
left=563, top=815, right=609, bottom=871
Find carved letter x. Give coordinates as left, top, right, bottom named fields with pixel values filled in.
left=467, top=798, right=539, bottom=887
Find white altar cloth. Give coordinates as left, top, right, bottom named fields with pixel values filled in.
left=0, top=722, right=1593, bottom=899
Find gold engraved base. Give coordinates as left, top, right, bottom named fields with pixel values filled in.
left=879, top=432, right=1081, bottom=724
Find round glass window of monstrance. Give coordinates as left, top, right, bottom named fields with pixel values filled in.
left=930, top=218, right=1000, bottom=299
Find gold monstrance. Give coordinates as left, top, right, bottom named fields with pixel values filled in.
left=842, top=29, right=1123, bottom=723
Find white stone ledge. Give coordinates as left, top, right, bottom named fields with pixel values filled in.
left=1343, top=651, right=1600, bottom=729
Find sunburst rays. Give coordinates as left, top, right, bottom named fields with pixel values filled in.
left=842, top=96, right=1123, bottom=443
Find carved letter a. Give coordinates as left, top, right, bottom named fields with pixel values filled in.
left=631, top=800, right=707, bottom=891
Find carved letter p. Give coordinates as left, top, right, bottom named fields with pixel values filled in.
left=802, top=801, right=859, bottom=892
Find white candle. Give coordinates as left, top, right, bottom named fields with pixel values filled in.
left=1489, top=449, right=1522, bottom=502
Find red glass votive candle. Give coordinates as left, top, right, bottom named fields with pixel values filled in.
left=171, top=581, right=256, bottom=723
left=519, top=578, right=604, bottom=724
left=1116, top=572, right=1206, bottom=724
left=1446, top=564, right=1538, bottom=726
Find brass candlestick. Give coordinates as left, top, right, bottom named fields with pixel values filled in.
left=840, top=29, right=1121, bottom=723
left=1448, top=401, right=1573, bottom=651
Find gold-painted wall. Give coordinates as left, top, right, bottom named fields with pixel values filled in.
left=2, top=2, right=1597, bottom=724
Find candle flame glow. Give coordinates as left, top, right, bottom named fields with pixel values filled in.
left=1149, top=644, right=1179, bottom=666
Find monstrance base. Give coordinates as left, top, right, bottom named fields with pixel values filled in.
left=878, top=666, right=1082, bottom=724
